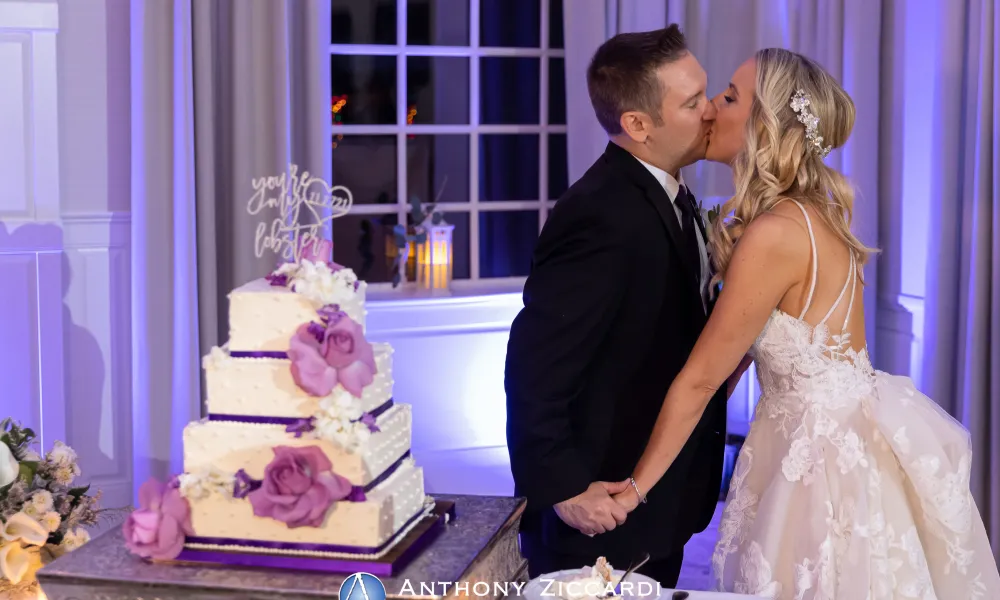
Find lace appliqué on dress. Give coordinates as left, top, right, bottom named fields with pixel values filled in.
left=710, top=201, right=999, bottom=599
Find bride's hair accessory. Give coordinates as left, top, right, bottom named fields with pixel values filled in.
left=789, top=89, right=832, bottom=158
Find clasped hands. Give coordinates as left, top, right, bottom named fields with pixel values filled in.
left=553, top=480, right=643, bottom=536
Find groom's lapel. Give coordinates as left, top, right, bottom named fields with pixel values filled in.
left=603, top=143, right=698, bottom=284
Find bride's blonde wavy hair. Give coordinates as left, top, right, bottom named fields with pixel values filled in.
left=710, top=48, right=876, bottom=282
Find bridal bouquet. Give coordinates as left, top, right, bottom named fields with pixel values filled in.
left=0, top=419, right=106, bottom=598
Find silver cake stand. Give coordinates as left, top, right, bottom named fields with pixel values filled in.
left=37, top=494, right=527, bottom=600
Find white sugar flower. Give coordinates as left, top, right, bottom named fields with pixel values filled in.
left=202, top=346, right=229, bottom=370
left=177, top=467, right=233, bottom=500
left=291, top=261, right=359, bottom=308
left=319, top=389, right=364, bottom=421
left=273, top=262, right=299, bottom=277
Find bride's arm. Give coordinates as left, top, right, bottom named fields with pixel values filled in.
left=615, top=213, right=805, bottom=510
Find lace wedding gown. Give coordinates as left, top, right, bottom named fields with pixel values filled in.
left=711, top=202, right=1000, bottom=599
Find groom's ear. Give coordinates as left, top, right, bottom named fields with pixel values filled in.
left=620, top=111, right=649, bottom=143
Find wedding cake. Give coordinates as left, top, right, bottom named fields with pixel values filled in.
left=122, top=168, right=436, bottom=567
left=175, top=246, right=432, bottom=558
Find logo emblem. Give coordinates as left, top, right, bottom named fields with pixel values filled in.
left=340, top=572, right=386, bottom=600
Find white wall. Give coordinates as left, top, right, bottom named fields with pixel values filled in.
left=366, top=291, right=522, bottom=496
left=0, top=0, right=132, bottom=513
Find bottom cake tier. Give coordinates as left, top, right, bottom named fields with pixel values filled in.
left=183, top=458, right=428, bottom=556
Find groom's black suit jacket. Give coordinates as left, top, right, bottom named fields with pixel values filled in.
left=505, top=142, right=727, bottom=563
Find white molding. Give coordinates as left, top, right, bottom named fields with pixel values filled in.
left=0, top=1, right=58, bottom=31
left=62, top=212, right=131, bottom=249
left=330, top=43, right=564, bottom=57
left=333, top=124, right=568, bottom=134
left=0, top=0, right=60, bottom=221
left=1, top=212, right=131, bottom=251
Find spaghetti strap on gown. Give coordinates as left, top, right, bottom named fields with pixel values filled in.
left=711, top=201, right=1000, bottom=599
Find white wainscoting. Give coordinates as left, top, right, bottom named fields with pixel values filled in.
left=0, top=0, right=133, bottom=516
left=0, top=214, right=133, bottom=514
left=62, top=212, right=132, bottom=512
left=366, top=292, right=523, bottom=496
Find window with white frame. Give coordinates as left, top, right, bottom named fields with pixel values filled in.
left=329, top=0, right=567, bottom=287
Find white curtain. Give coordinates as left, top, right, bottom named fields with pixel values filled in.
left=922, top=0, right=1000, bottom=557
left=129, top=0, right=330, bottom=486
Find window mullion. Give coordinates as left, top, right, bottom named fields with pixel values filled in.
left=539, top=0, right=550, bottom=233
left=396, top=0, right=409, bottom=237
left=469, top=0, right=481, bottom=280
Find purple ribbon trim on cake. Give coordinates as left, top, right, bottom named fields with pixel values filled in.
left=233, top=469, right=262, bottom=499
left=361, top=450, right=410, bottom=493
left=207, top=414, right=303, bottom=426
left=207, top=398, right=395, bottom=428
left=229, top=350, right=289, bottom=359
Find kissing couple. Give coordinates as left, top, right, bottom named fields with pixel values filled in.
left=505, top=25, right=1000, bottom=598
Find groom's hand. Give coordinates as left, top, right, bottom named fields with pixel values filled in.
left=553, top=481, right=630, bottom=536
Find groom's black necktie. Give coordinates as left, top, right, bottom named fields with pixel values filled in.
left=675, top=186, right=703, bottom=279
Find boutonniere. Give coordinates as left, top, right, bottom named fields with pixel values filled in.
left=705, top=204, right=722, bottom=228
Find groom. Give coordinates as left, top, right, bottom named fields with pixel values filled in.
left=505, top=26, right=732, bottom=586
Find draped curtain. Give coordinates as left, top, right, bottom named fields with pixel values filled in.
left=130, top=0, right=331, bottom=484
left=478, top=2, right=541, bottom=277
left=923, top=0, right=999, bottom=557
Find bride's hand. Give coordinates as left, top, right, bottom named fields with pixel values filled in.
left=612, top=489, right=641, bottom=513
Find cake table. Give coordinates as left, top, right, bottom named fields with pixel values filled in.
left=37, top=495, right=527, bottom=600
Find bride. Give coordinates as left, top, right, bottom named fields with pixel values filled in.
left=601, top=48, right=1000, bottom=598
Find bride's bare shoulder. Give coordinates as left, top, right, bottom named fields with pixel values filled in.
left=732, top=201, right=811, bottom=271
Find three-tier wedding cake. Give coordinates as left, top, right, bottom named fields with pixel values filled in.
left=177, top=246, right=432, bottom=559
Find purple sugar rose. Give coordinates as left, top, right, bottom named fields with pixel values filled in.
left=288, top=324, right=340, bottom=396
left=248, top=446, right=353, bottom=528
left=287, top=310, right=377, bottom=398
left=123, top=478, right=193, bottom=560
left=319, top=312, right=377, bottom=397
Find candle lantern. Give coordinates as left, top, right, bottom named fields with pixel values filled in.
left=415, top=220, right=454, bottom=291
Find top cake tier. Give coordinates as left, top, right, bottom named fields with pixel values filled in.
left=228, top=262, right=367, bottom=352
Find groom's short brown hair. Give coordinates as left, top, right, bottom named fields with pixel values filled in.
left=587, top=25, right=689, bottom=135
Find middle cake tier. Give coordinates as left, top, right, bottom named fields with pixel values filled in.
left=203, top=343, right=393, bottom=419
left=183, top=402, right=412, bottom=486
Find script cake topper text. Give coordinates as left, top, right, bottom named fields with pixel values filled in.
left=247, top=163, right=352, bottom=262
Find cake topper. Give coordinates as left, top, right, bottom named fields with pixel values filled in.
left=247, top=164, right=352, bottom=263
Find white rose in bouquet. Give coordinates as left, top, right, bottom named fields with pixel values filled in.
left=0, top=442, right=17, bottom=488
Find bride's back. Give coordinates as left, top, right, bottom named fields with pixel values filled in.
left=769, top=199, right=867, bottom=359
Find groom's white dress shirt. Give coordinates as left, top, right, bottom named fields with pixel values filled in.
left=634, top=157, right=712, bottom=312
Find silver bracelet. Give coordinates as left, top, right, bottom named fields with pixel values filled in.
left=629, top=477, right=647, bottom=504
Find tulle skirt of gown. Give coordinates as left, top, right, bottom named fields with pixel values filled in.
left=712, top=371, right=1000, bottom=599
